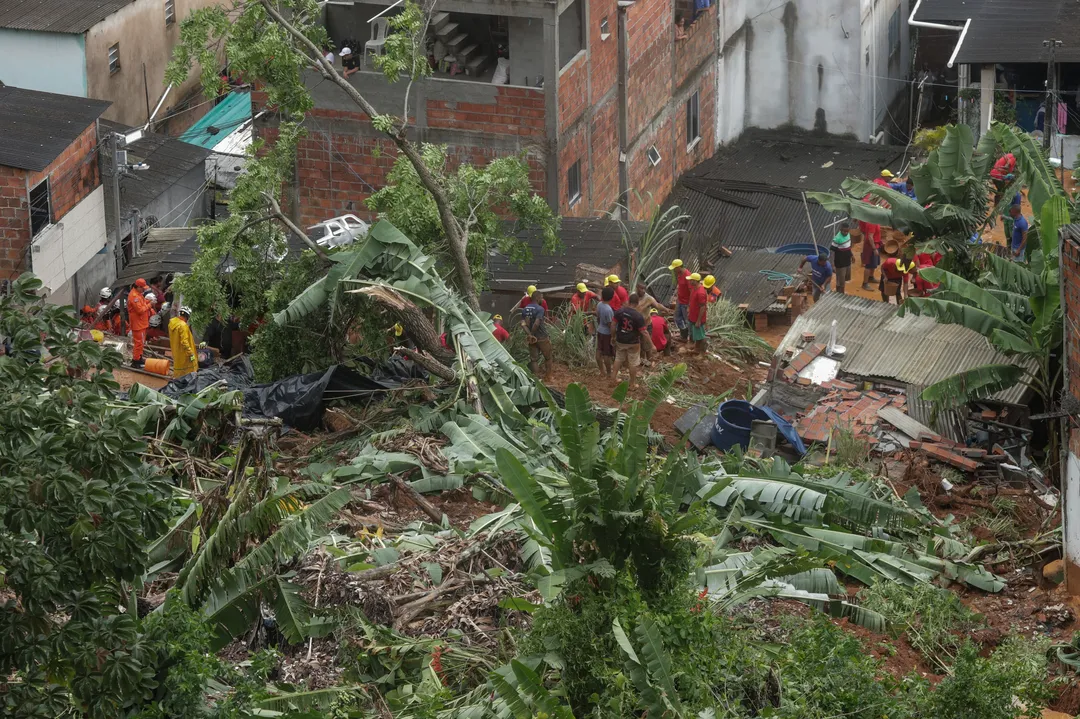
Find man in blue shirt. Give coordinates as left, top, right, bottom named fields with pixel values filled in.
left=889, top=178, right=917, bottom=200
left=1009, top=205, right=1029, bottom=261
left=520, top=291, right=553, bottom=378
left=594, top=287, right=615, bottom=377
left=798, top=252, right=834, bottom=301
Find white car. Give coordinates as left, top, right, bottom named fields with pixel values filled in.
left=307, top=214, right=370, bottom=249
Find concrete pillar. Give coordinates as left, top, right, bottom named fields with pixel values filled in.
left=1067, top=451, right=1080, bottom=594
left=979, top=63, right=995, bottom=135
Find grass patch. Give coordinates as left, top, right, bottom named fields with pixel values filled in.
left=705, top=299, right=772, bottom=363
left=829, top=423, right=872, bottom=469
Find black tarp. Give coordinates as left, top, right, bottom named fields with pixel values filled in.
left=159, top=356, right=425, bottom=431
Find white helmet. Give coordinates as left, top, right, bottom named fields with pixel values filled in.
left=179, top=306, right=192, bottom=317
left=149, top=314, right=162, bottom=327
left=144, top=292, right=157, bottom=304
left=99, top=287, right=113, bottom=300
left=160, top=301, right=171, bottom=314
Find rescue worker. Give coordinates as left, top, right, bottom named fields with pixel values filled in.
left=703, top=275, right=721, bottom=302
left=649, top=307, right=674, bottom=356
left=79, top=305, right=97, bottom=327
left=669, top=259, right=692, bottom=341
left=880, top=254, right=915, bottom=305
left=169, top=306, right=198, bottom=378
left=605, top=274, right=629, bottom=311
left=520, top=291, right=553, bottom=379
left=517, top=285, right=548, bottom=311
left=147, top=313, right=169, bottom=341
left=492, top=314, right=510, bottom=343
left=569, top=282, right=598, bottom=312
left=874, top=169, right=894, bottom=188
left=126, top=279, right=153, bottom=368
left=687, top=273, right=709, bottom=355
left=632, top=282, right=670, bottom=315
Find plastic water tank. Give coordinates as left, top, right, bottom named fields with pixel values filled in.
left=710, top=400, right=757, bottom=452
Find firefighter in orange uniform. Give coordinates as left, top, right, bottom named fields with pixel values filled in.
left=126, top=279, right=153, bottom=368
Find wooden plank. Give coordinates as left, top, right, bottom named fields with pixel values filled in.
left=877, top=405, right=935, bottom=440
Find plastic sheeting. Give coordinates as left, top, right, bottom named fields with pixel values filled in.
left=159, top=356, right=424, bottom=431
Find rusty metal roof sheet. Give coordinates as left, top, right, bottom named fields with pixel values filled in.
left=775, top=293, right=1033, bottom=405
left=0, top=0, right=135, bottom=33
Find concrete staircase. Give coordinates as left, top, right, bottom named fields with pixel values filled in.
left=431, top=12, right=489, bottom=76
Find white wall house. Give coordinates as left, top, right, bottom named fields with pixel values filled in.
left=716, top=0, right=911, bottom=144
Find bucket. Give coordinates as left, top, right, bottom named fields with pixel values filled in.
left=143, top=357, right=171, bottom=375
left=711, top=400, right=757, bottom=452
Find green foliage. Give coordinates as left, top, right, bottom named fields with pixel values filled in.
left=0, top=274, right=175, bottom=717
left=370, top=1, right=433, bottom=84
left=830, top=423, right=872, bottom=468
left=366, top=144, right=560, bottom=290
left=922, top=638, right=1054, bottom=719
left=546, top=305, right=595, bottom=369
left=704, top=299, right=772, bottom=363
left=617, top=201, right=690, bottom=288
left=858, top=582, right=980, bottom=671
left=914, top=126, right=948, bottom=153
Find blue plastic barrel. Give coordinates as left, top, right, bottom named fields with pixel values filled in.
left=710, top=400, right=757, bottom=451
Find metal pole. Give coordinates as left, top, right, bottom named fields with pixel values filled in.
left=110, top=134, right=124, bottom=274
left=802, top=192, right=820, bottom=254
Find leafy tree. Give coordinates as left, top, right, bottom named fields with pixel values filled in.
left=167, top=0, right=558, bottom=310
left=0, top=275, right=174, bottom=717
left=367, top=144, right=560, bottom=290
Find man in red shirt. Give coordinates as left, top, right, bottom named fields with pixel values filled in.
left=649, top=308, right=673, bottom=356
left=606, top=275, right=628, bottom=310
left=669, top=259, right=692, bottom=341
left=492, top=314, right=509, bottom=343
left=687, top=272, right=708, bottom=355
left=517, top=285, right=548, bottom=311
left=873, top=169, right=894, bottom=188
left=880, top=256, right=914, bottom=304
left=569, top=282, right=598, bottom=311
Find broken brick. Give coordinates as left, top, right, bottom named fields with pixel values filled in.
left=909, top=441, right=923, bottom=449
left=802, top=332, right=816, bottom=342
left=782, top=367, right=798, bottom=382
left=960, top=448, right=987, bottom=458
left=796, top=377, right=812, bottom=386
left=981, top=409, right=998, bottom=420
left=828, top=379, right=858, bottom=390
left=919, top=442, right=983, bottom=472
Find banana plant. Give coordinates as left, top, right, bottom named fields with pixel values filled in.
left=897, top=194, right=1068, bottom=405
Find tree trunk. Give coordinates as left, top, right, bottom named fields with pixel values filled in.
left=258, top=0, right=481, bottom=310
left=351, top=285, right=455, bottom=364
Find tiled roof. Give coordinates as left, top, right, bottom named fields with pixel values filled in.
left=0, top=85, right=110, bottom=171
left=0, top=0, right=134, bottom=33
left=489, top=217, right=647, bottom=293
left=775, top=293, right=1033, bottom=405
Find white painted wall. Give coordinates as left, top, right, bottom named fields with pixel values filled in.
left=716, top=0, right=909, bottom=145
left=0, top=29, right=87, bottom=97
left=31, top=186, right=108, bottom=297
left=1067, top=452, right=1080, bottom=592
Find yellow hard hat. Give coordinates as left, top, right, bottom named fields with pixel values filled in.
left=576, top=282, right=588, bottom=293
left=607, top=274, right=621, bottom=284
left=668, top=259, right=683, bottom=270
left=526, top=285, right=537, bottom=296
left=393, top=322, right=404, bottom=337
left=881, top=169, right=895, bottom=178
left=688, top=272, right=702, bottom=281
left=703, top=275, right=716, bottom=288
left=90, top=330, right=104, bottom=343
left=493, top=314, right=503, bottom=321
left=649, top=307, right=658, bottom=315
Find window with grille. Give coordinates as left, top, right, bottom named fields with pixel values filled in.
left=29, top=180, right=51, bottom=237
left=108, top=43, right=120, bottom=73
left=567, top=160, right=581, bottom=206
left=165, top=0, right=175, bottom=26
left=888, top=7, right=901, bottom=58
left=686, top=91, right=700, bottom=148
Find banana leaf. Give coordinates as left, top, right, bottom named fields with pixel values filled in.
left=917, top=267, right=1021, bottom=323
left=982, top=251, right=1042, bottom=297
left=898, top=297, right=1015, bottom=339
left=919, top=364, right=1027, bottom=404
left=991, top=122, right=1064, bottom=217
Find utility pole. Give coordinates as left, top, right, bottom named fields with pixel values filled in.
left=109, top=133, right=124, bottom=275
left=1043, top=39, right=1063, bottom=151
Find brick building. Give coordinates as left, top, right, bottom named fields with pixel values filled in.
left=0, top=86, right=111, bottom=305
left=257, top=0, right=717, bottom=227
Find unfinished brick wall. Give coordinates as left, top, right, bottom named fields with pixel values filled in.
left=558, top=124, right=589, bottom=217
left=1063, top=234, right=1080, bottom=404
left=0, top=123, right=101, bottom=284
left=589, top=96, right=620, bottom=213
left=428, top=87, right=546, bottom=138
left=674, top=65, right=717, bottom=179
left=675, top=6, right=716, bottom=87
left=558, top=53, right=588, bottom=133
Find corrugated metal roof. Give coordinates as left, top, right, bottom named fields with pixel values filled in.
left=711, top=251, right=804, bottom=313
left=116, top=228, right=198, bottom=286
left=912, top=0, right=981, bottom=21
left=180, top=91, right=253, bottom=150
left=0, top=0, right=135, bottom=33
left=0, top=85, right=110, bottom=171
left=489, top=217, right=647, bottom=293
left=102, top=120, right=211, bottom=230
left=938, top=0, right=1080, bottom=64
left=776, top=293, right=1033, bottom=405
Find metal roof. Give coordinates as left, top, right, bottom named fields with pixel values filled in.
left=489, top=217, right=647, bottom=293
left=180, top=91, right=253, bottom=150
left=0, top=85, right=110, bottom=171
left=775, top=293, right=1033, bottom=405
left=101, top=120, right=211, bottom=230
left=711, top=251, right=804, bottom=313
left=920, top=0, right=1080, bottom=64
left=0, top=0, right=135, bottom=33
left=116, top=227, right=198, bottom=287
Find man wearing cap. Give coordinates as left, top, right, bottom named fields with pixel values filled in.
left=649, top=307, right=674, bottom=356
left=669, top=259, right=691, bottom=341
left=605, top=275, right=629, bottom=311
left=126, top=279, right=152, bottom=368
left=703, top=275, right=721, bottom=303
left=521, top=291, right=553, bottom=379
left=880, top=252, right=914, bottom=304
left=518, top=285, right=549, bottom=311
left=798, top=252, right=833, bottom=302
left=169, top=306, right=198, bottom=378
left=491, top=314, right=510, bottom=343
left=687, top=273, right=709, bottom=355
left=340, top=47, right=360, bottom=77
left=570, top=282, right=598, bottom=312
left=874, top=169, right=894, bottom=188
left=595, top=286, right=616, bottom=376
